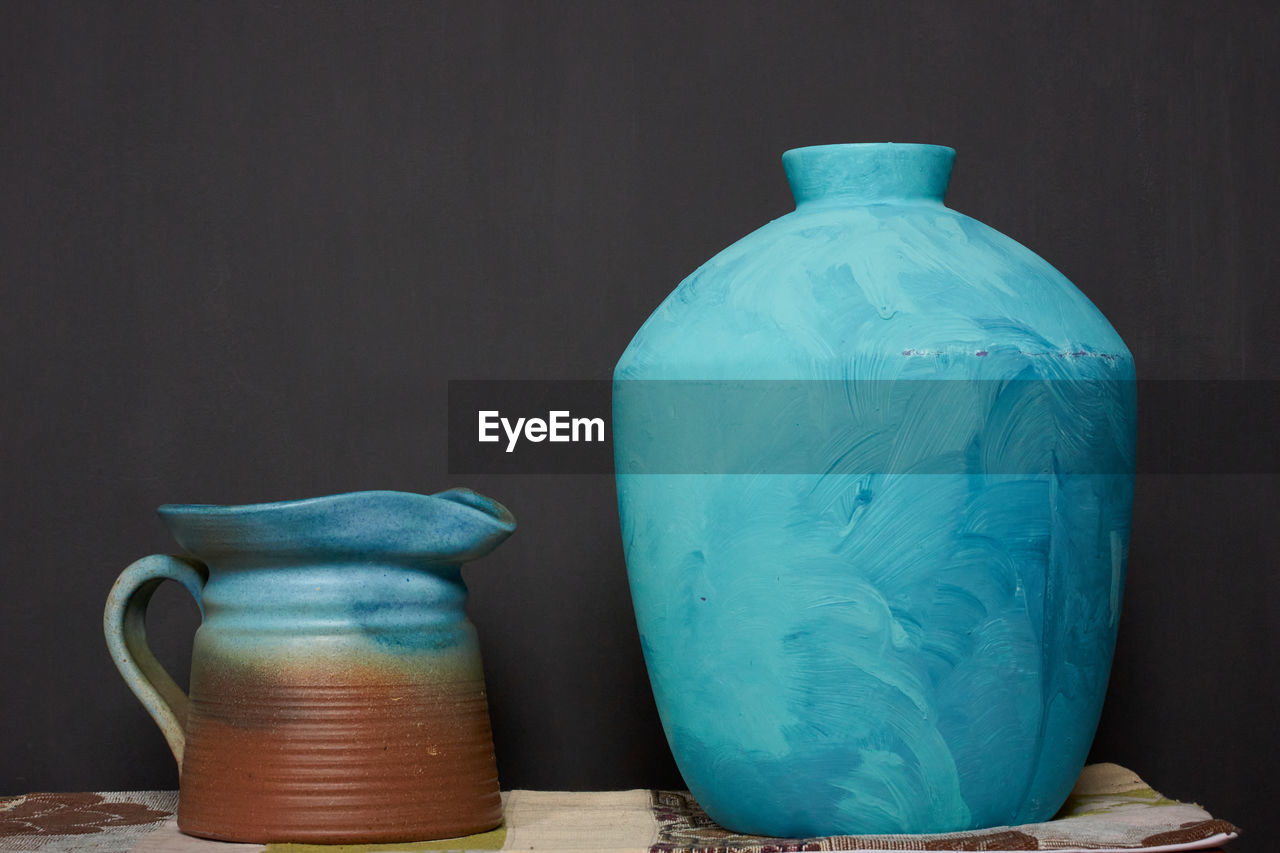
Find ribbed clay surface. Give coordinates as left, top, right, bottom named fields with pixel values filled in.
left=178, top=671, right=501, bottom=843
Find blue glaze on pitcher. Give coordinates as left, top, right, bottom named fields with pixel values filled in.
left=613, top=145, right=1135, bottom=836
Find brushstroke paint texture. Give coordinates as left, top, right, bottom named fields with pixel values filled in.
left=107, top=490, right=515, bottom=843
left=613, top=145, right=1135, bottom=836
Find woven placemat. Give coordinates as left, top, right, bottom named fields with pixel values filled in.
left=0, top=764, right=1238, bottom=852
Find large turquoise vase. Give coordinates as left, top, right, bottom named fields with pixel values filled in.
left=613, top=144, right=1135, bottom=836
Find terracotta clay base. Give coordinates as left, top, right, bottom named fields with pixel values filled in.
left=177, top=667, right=501, bottom=844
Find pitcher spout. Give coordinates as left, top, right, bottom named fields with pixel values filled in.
left=425, top=488, right=517, bottom=563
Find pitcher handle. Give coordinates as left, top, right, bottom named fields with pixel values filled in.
left=104, top=554, right=208, bottom=769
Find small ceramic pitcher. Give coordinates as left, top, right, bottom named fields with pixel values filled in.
left=104, top=489, right=516, bottom=844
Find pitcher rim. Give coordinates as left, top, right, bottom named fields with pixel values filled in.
left=161, top=488, right=509, bottom=520
left=154, top=489, right=517, bottom=563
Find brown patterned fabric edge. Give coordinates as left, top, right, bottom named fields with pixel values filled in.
left=1140, top=819, right=1240, bottom=846
left=0, top=792, right=173, bottom=837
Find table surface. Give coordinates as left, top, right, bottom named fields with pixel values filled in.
left=0, top=765, right=1239, bottom=853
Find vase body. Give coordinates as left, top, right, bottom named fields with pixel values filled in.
left=106, top=489, right=515, bottom=843
left=613, top=144, right=1135, bottom=835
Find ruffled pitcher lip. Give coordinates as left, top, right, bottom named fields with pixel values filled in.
left=157, top=489, right=516, bottom=563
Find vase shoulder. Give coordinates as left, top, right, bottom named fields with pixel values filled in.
left=617, top=202, right=1129, bottom=381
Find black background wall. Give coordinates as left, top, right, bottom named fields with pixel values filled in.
left=3, top=1, right=1276, bottom=849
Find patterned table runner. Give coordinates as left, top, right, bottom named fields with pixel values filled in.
left=0, top=764, right=1238, bottom=853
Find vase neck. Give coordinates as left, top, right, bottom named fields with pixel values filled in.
left=782, top=143, right=955, bottom=207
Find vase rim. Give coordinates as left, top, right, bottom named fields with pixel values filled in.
left=782, top=143, right=956, bottom=206
left=782, top=142, right=956, bottom=157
